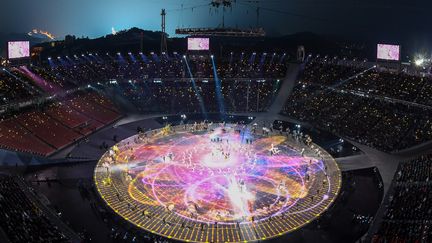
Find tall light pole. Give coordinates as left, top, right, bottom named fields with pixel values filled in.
left=161, top=9, right=168, bottom=54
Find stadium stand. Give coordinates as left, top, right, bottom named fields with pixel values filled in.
left=17, top=111, right=82, bottom=149
left=0, top=90, right=121, bottom=156
left=282, top=57, right=432, bottom=151
left=372, top=154, right=432, bottom=242
left=0, top=119, right=54, bottom=156
left=0, top=174, right=78, bottom=243
left=0, top=68, right=42, bottom=105
left=0, top=53, right=285, bottom=156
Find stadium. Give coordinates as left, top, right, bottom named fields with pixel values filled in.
left=0, top=1, right=432, bottom=243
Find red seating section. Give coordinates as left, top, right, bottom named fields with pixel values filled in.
left=45, top=102, right=104, bottom=135
left=0, top=119, right=53, bottom=156
left=46, top=102, right=92, bottom=129
left=68, top=93, right=121, bottom=124
left=17, top=111, right=82, bottom=150
left=0, top=92, right=121, bottom=156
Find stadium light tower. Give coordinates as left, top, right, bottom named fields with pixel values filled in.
left=161, top=9, right=168, bottom=54
left=415, top=57, right=425, bottom=66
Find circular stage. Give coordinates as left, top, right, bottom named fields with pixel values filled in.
left=94, top=123, right=341, bottom=242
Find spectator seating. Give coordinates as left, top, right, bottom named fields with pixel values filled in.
left=0, top=91, right=121, bottom=156
left=282, top=58, right=432, bottom=152
left=372, top=154, right=432, bottom=242
left=0, top=175, right=70, bottom=243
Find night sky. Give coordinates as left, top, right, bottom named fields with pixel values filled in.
left=1, top=0, right=431, bottom=47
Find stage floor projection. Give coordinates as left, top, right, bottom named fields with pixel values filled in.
left=95, top=123, right=341, bottom=242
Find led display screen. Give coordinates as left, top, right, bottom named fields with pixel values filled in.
left=377, top=44, right=400, bottom=61
left=188, top=38, right=210, bottom=51
left=8, top=41, right=30, bottom=59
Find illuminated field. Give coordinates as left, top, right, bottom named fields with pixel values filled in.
left=94, top=123, right=341, bottom=242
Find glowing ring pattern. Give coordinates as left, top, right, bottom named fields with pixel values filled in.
left=95, top=124, right=341, bottom=242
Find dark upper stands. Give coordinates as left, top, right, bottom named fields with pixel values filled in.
left=372, top=154, right=432, bottom=242
left=0, top=175, right=70, bottom=243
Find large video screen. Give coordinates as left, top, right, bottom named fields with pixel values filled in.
left=188, top=38, right=210, bottom=51
left=8, top=41, right=30, bottom=59
left=377, top=44, right=400, bottom=61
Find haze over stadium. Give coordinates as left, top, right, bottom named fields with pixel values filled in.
left=0, top=1, right=432, bottom=243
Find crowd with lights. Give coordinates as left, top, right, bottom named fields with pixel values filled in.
left=0, top=52, right=286, bottom=155
left=283, top=57, right=432, bottom=152
left=0, top=69, right=41, bottom=105
left=42, top=52, right=286, bottom=113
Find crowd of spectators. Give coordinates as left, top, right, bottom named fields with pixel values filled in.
left=38, top=52, right=286, bottom=113
left=0, top=175, right=69, bottom=243
left=116, top=79, right=279, bottom=113
left=283, top=57, right=432, bottom=152
left=37, top=52, right=287, bottom=86
left=1, top=52, right=287, bottom=113
left=395, top=154, right=432, bottom=183
left=4, top=53, right=432, bottom=154
left=373, top=221, right=432, bottom=243
left=0, top=52, right=286, bottom=156
left=0, top=68, right=42, bottom=106
left=372, top=154, right=432, bottom=242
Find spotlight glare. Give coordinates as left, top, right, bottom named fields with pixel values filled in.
left=415, top=58, right=425, bottom=66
